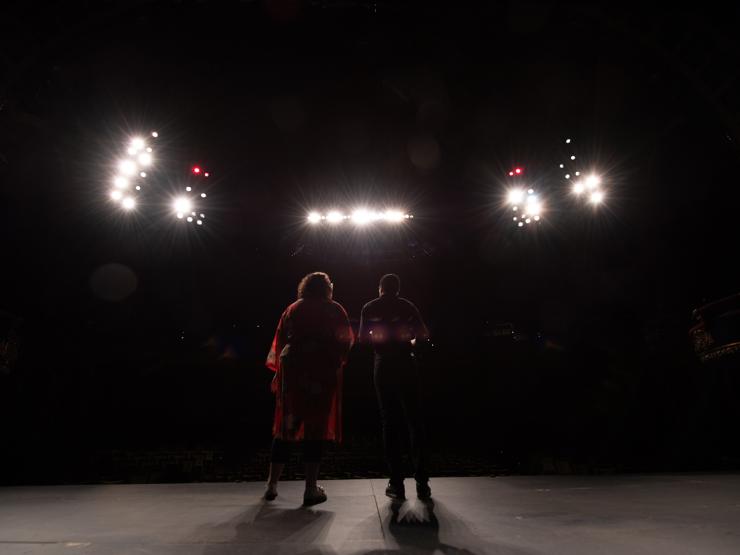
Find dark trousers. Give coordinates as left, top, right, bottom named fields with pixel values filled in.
left=374, top=354, right=428, bottom=484
left=270, top=438, right=324, bottom=464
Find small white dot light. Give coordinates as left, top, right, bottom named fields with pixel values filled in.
left=201, top=193, right=207, bottom=198
left=139, top=172, right=147, bottom=178
left=187, top=217, right=193, bottom=222
left=135, top=185, right=141, bottom=191
left=570, top=155, right=576, bottom=160
left=197, top=220, right=203, bottom=225
left=186, top=187, right=192, bottom=192
left=151, top=131, right=159, bottom=138
left=566, top=138, right=571, bottom=144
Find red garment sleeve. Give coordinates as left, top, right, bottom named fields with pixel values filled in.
left=265, top=310, right=287, bottom=372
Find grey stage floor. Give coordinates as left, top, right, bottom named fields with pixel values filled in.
left=1, top=475, right=740, bottom=554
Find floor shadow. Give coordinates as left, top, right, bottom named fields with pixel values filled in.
left=359, top=498, right=534, bottom=555
left=201, top=500, right=337, bottom=554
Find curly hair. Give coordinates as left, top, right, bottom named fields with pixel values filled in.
left=297, top=272, right=333, bottom=300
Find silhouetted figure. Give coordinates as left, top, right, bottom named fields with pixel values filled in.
left=264, top=272, right=353, bottom=505
left=359, top=274, right=431, bottom=500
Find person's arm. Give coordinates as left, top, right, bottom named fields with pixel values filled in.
left=411, top=303, right=430, bottom=342
left=266, top=310, right=287, bottom=392
left=358, top=304, right=371, bottom=345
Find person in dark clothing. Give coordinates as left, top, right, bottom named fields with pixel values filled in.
left=359, top=274, right=431, bottom=500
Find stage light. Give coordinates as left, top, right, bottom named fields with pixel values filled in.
left=384, top=210, right=405, bottom=223
left=509, top=171, right=514, bottom=176
left=200, top=193, right=207, bottom=198
left=573, top=182, right=585, bottom=195
left=119, top=160, right=137, bottom=176
left=177, top=213, right=184, bottom=219
left=130, top=137, right=145, bottom=151
left=139, top=172, right=147, bottom=178
left=173, top=197, right=192, bottom=214
left=352, top=208, right=373, bottom=225
left=585, top=175, right=601, bottom=189
left=122, top=197, right=136, bottom=210
left=204, top=172, right=210, bottom=177
left=138, top=153, right=152, bottom=166
left=515, top=167, right=522, bottom=175
left=127, top=147, right=137, bottom=156
left=525, top=218, right=531, bottom=224
left=559, top=164, right=564, bottom=168
left=192, top=166, right=201, bottom=174
left=113, top=176, right=128, bottom=188
left=518, top=221, right=524, bottom=227
left=200, top=214, right=205, bottom=218
left=527, top=201, right=542, bottom=216
left=197, top=220, right=203, bottom=225
left=570, top=155, right=576, bottom=160
left=575, top=171, right=580, bottom=176
left=508, top=188, right=525, bottom=205
left=187, top=217, right=193, bottom=222
left=135, top=186, right=141, bottom=191
left=151, top=131, right=158, bottom=138
left=565, top=174, right=570, bottom=179
left=589, top=191, right=604, bottom=204
left=534, top=215, right=540, bottom=221
left=186, top=187, right=192, bottom=192
left=110, top=190, right=123, bottom=201
left=327, top=210, right=343, bottom=224
left=566, top=138, right=571, bottom=144
left=308, top=212, right=321, bottom=224
left=146, top=147, right=152, bottom=153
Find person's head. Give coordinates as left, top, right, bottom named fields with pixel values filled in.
left=298, top=272, right=333, bottom=301
left=379, top=273, right=400, bottom=297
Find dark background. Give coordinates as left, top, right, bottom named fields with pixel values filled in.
left=2, top=1, right=740, bottom=484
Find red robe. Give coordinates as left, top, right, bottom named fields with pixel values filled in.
left=266, top=298, right=353, bottom=442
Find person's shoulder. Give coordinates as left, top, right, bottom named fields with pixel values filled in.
left=330, top=300, right=350, bottom=316
left=398, top=297, right=419, bottom=310
left=361, top=297, right=381, bottom=312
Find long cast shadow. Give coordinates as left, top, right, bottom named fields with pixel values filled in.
left=201, top=501, right=337, bottom=554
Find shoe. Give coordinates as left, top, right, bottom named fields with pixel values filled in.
left=385, top=481, right=406, bottom=500
left=263, top=484, right=278, bottom=501
left=416, top=481, right=431, bottom=500
left=303, top=484, right=327, bottom=506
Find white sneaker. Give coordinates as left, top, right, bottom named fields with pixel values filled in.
left=303, top=484, right=327, bottom=506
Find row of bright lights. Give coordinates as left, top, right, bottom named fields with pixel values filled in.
left=307, top=209, right=412, bottom=225
left=110, top=132, right=159, bottom=210
left=505, top=173, right=605, bottom=228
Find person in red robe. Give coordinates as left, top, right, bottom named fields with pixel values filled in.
left=264, top=272, right=353, bottom=505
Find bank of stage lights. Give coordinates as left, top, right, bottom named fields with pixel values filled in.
left=307, top=209, right=413, bottom=226
left=109, top=132, right=159, bottom=211
left=109, top=132, right=209, bottom=225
